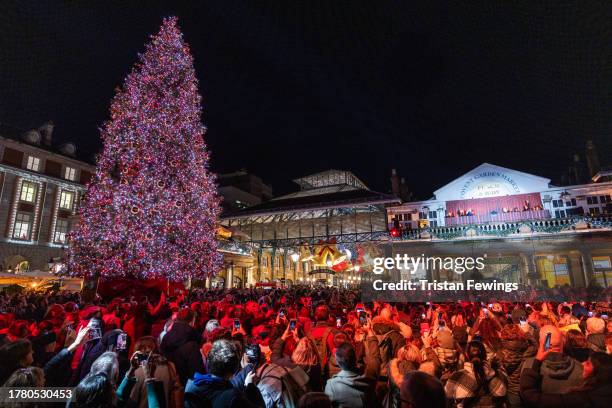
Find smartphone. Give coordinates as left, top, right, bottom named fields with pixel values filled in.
left=234, top=318, right=241, bottom=329
left=116, top=332, right=127, bottom=351
left=88, top=319, right=102, bottom=341
left=601, top=314, right=608, bottom=320
left=438, top=312, right=443, bottom=320
left=519, top=317, right=527, bottom=326
left=279, top=309, right=285, bottom=318
left=356, top=307, right=364, bottom=313
left=359, top=311, right=367, bottom=326
left=483, top=308, right=489, bottom=317
left=421, top=313, right=426, bottom=319
left=289, top=319, right=297, bottom=330
left=588, top=311, right=594, bottom=317
left=336, top=317, right=342, bottom=328
left=488, top=304, right=493, bottom=309
left=544, top=332, right=552, bottom=351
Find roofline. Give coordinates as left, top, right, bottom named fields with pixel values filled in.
left=221, top=194, right=400, bottom=220
left=433, top=162, right=551, bottom=196
left=0, top=135, right=96, bottom=169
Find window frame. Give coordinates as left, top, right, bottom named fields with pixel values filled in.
left=26, top=155, right=40, bottom=172
left=19, top=180, right=37, bottom=203
left=64, top=166, right=77, bottom=181
left=59, top=190, right=75, bottom=210
left=54, top=218, right=69, bottom=244
left=13, top=212, right=32, bottom=240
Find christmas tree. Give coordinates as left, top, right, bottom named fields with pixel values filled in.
left=66, top=17, right=222, bottom=281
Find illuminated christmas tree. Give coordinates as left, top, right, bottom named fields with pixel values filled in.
left=66, top=17, right=222, bottom=281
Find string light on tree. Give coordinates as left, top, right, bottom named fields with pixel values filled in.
left=66, top=17, right=222, bottom=281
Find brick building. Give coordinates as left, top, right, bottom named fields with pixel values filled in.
left=0, top=122, right=95, bottom=273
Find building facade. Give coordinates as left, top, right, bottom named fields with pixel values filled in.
left=219, top=170, right=399, bottom=287
left=0, top=123, right=95, bottom=273
left=386, top=163, right=612, bottom=288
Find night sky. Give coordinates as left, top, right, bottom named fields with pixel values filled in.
left=1, top=1, right=609, bottom=198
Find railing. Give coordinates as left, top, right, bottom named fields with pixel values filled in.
left=444, top=209, right=550, bottom=226
left=394, top=216, right=612, bottom=241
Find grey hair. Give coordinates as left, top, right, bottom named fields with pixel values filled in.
left=89, top=351, right=119, bottom=385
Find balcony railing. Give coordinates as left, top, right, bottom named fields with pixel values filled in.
left=393, top=216, right=612, bottom=241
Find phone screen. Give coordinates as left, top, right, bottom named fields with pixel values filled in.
left=336, top=318, right=342, bottom=328
left=116, top=332, right=127, bottom=350
left=234, top=319, right=241, bottom=329
left=544, top=332, right=552, bottom=351
left=289, top=319, right=297, bottom=330
left=359, top=311, right=367, bottom=326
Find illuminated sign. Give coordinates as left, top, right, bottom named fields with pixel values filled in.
left=460, top=171, right=521, bottom=199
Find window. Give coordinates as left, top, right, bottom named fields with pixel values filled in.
left=418, top=212, right=427, bottom=219
left=26, top=156, right=40, bottom=171
left=54, top=219, right=69, bottom=243
left=430, top=220, right=438, bottom=227
left=59, top=191, right=75, bottom=210
left=589, top=207, right=600, bottom=216
left=428, top=211, right=437, bottom=219
left=13, top=213, right=31, bottom=240
left=587, top=196, right=599, bottom=205
left=552, top=199, right=562, bottom=208
left=592, top=256, right=611, bottom=287
left=554, top=210, right=566, bottom=218
left=571, top=198, right=577, bottom=206
left=64, top=166, right=76, bottom=181
left=19, top=181, right=37, bottom=202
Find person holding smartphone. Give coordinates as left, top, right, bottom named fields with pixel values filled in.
left=520, top=335, right=612, bottom=407
left=519, top=325, right=584, bottom=395
left=268, top=321, right=323, bottom=391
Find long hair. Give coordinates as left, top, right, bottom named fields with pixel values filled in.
left=292, top=337, right=320, bottom=367
left=582, top=352, right=612, bottom=390
left=466, top=341, right=489, bottom=392
left=3, top=367, right=44, bottom=387
left=397, top=343, right=422, bottom=365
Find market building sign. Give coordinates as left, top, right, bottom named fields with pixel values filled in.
left=433, top=163, right=551, bottom=202
left=459, top=171, right=521, bottom=199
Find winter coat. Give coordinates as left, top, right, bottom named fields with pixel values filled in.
left=497, top=338, right=536, bottom=396
left=372, top=317, right=404, bottom=377
left=586, top=333, right=606, bottom=353
left=270, top=337, right=322, bottom=391
left=521, top=352, right=583, bottom=393
left=325, top=335, right=382, bottom=408
left=520, top=359, right=611, bottom=408
left=184, top=373, right=265, bottom=408
left=160, top=321, right=205, bottom=385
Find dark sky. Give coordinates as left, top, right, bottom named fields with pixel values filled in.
left=1, top=1, right=610, bottom=198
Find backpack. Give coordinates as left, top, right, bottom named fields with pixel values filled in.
left=256, top=363, right=310, bottom=408
left=377, top=330, right=399, bottom=376
left=309, top=326, right=335, bottom=369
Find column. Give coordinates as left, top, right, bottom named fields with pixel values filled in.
left=521, top=254, right=538, bottom=285
left=580, top=250, right=593, bottom=287
left=205, top=277, right=211, bottom=289
left=225, top=263, right=234, bottom=289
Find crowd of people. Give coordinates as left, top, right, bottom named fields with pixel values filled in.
left=0, top=286, right=611, bottom=407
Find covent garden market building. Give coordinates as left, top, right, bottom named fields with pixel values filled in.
left=216, top=165, right=612, bottom=290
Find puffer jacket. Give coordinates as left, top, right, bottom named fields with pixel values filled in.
left=498, top=338, right=536, bottom=396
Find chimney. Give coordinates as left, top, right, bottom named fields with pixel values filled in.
left=390, top=169, right=400, bottom=197
left=585, top=139, right=600, bottom=179
left=38, top=121, right=54, bottom=146
left=400, top=177, right=411, bottom=202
